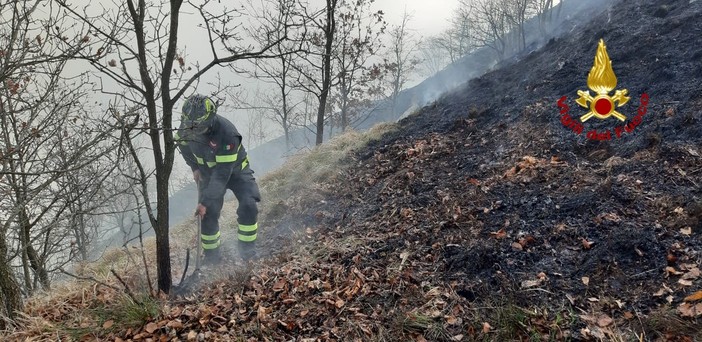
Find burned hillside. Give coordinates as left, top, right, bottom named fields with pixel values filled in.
left=7, top=0, right=702, bottom=340
left=255, top=0, right=702, bottom=339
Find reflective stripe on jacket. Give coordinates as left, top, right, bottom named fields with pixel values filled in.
left=175, top=116, right=250, bottom=208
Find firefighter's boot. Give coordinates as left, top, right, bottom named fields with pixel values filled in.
left=237, top=221, right=258, bottom=262
left=202, top=248, right=222, bottom=266
left=238, top=241, right=257, bottom=262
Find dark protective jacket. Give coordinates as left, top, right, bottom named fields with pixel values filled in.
left=175, top=115, right=250, bottom=209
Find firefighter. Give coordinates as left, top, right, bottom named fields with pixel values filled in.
left=174, top=94, right=261, bottom=264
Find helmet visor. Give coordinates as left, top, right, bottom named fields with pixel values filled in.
left=179, top=119, right=210, bottom=138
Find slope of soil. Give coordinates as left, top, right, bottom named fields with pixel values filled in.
left=5, top=0, right=702, bottom=341
left=251, top=0, right=702, bottom=339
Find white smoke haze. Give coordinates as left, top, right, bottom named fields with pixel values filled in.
left=49, top=0, right=455, bottom=258
left=162, top=0, right=619, bottom=238
left=4, top=0, right=617, bottom=282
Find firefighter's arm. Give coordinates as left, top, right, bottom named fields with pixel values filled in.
left=178, top=145, right=199, bottom=171
left=174, top=132, right=199, bottom=171
left=200, top=140, right=239, bottom=208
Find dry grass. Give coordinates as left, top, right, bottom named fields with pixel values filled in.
left=1, top=122, right=399, bottom=340
left=637, top=306, right=702, bottom=341
left=260, top=123, right=397, bottom=204
left=209, top=124, right=399, bottom=260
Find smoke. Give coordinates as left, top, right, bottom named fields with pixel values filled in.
left=393, top=0, right=618, bottom=122
left=166, top=0, right=619, bottom=229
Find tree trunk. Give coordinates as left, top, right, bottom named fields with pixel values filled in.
left=21, top=240, right=31, bottom=293
left=125, top=0, right=181, bottom=294
left=153, top=0, right=183, bottom=293
left=71, top=192, right=89, bottom=261
left=19, top=206, right=50, bottom=291
left=0, top=233, right=22, bottom=329
left=340, top=84, right=349, bottom=131
left=328, top=117, right=334, bottom=140
left=281, top=58, right=290, bottom=150
left=316, top=0, right=337, bottom=146
left=26, top=244, right=50, bottom=291
left=391, top=73, right=400, bottom=116
left=316, top=92, right=327, bottom=145
left=284, top=124, right=290, bottom=151
left=155, top=179, right=172, bottom=293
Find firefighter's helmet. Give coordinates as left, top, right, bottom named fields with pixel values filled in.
left=181, top=94, right=217, bottom=135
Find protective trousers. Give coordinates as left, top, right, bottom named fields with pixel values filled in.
left=200, top=168, right=261, bottom=259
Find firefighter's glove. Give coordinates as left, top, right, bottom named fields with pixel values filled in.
left=193, top=170, right=202, bottom=184
left=195, top=203, right=207, bottom=218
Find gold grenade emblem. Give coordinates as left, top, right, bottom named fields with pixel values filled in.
left=576, top=39, right=630, bottom=122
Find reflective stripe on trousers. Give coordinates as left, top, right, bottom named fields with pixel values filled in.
left=201, top=231, right=221, bottom=250
left=238, top=222, right=257, bottom=242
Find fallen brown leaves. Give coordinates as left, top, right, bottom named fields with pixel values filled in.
left=490, top=228, right=507, bottom=239
left=9, top=90, right=702, bottom=341
left=677, top=302, right=702, bottom=317
left=503, top=155, right=567, bottom=182
left=684, top=290, right=702, bottom=302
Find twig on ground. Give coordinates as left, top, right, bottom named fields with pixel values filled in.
left=522, top=288, right=555, bottom=295
left=630, top=269, right=656, bottom=279
left=111, top=269, right=140, bottom=304
left=179, top=248, right=191, bottom=286
left=58, top=267, right=120, bottom=291
left=138, top=223, right=154, bottom=297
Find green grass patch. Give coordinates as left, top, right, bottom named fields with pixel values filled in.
left=92, top=294, right=160, bottom=332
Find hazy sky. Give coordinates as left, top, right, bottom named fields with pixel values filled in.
left=374, top=0, right=458, bottom=36
left=162, top=0, right=458, bottom=179
left=60, top=0, right=459, bottom=180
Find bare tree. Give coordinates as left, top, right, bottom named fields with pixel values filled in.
left=530, top=0, right=555, bottom=36
left=248, top=55, right=301, bottom=150
left=56, top=0, right=299, bottom=293
left=423, top=0, right=484, bottom=63
left=111, top=143, right=153, bottom=249
left=294, top=0, right=340, bottom=146
left=245, top=0, right=307, bottom=150
left=331, top=0, right=385, bottom=132
left=241, top=58, right=302, bottom=150
left=0, top=0, right=119, bottom=325
left=504, top=0, right=530, bottom=52
left=81, top=139, right=148, bottom=251
left=222, top=89, right=276, bottom=149
left=467, top=0, right=509, bottom=60
left=245, top=104, right=269, bottom=149
left=444, top=2, right=477, bottom=63
left=103, top=172, right=142, bottom=247
left=55, top=130, right=121, bottom=262
left=1, top=75, right=114, bottom=295
left=418, top=37, right=451, bottom=77
left=294, top=0, right=391, bottom=142
left=456, top=0, right=553, bottom=60
left=386, top=11, right=422, bottom=116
